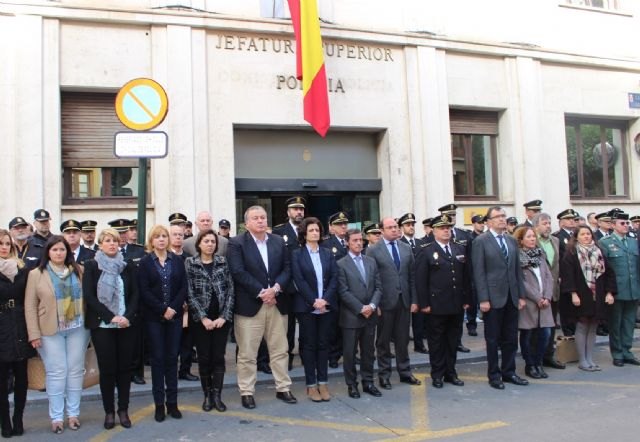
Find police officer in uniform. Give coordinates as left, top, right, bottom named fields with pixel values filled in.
left=438, top=204, right=472, bottom=353
left=25, top=209, right=53, bottom=266
left=273, top=196, right=306, bottom=370
left=522, top=200, right=543, bottom=227
left=362, top=222, right=382, bottom=255
left=599, top=211, right=640, bottom=367
left=594, top=212, right=613, bottom=241
left=60, top=219, right=95, bottom=265
left=8, top=217, right=41, bottom=268
left=467, top=214, right=486, bottom=336
left=630, top=215, right=640, bottom=236
left=109, top=218, right=147, bottom=385
left=553, top=209, right=578, bottom=260
left=415, top=215, right=471, bottom=388
left=80, top=220, right=99, bottom=251
left=218, top=219, right=231, bottom=239
left=322, top=212, right=350, bottom=368
left=421, top=218, right=433, bottom=242
left=506, top=217, right=518, bottom=235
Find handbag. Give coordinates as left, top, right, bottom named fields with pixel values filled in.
left=27, top=356, right=46, bottom=391
left=555, top=336, right=579, bottom=364
left=82, top=345, right=100, bottom=389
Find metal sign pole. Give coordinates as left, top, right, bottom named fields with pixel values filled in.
left=137, top=157, right=148, bottom=246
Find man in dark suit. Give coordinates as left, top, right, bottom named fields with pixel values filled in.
left=321, top=212, right=350, bottom=368
left=273, top=196, right=306, bottom=370
left=337, top=229, right=382, bottom=399
left=227, top=205, right=296, bottom=409
left=80, top=220, right=99, bottom=251
left=522, top=200, right=543, bottom=227
left=552, top=209, right=578, bottom=259
left=61, top=219, right=95, bottom=265
left=471, top=206, right=528, bottom=390
left=367, top=217, right=421, bottom=389
left=415, top=215, right=471, bottom=388
left=398, top=213, right=428, bottom=354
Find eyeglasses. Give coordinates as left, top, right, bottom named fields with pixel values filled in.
left=488, top=214, right=507, bottom=220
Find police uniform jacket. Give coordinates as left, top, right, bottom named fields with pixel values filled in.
left=321, top=235, right=348, bottom=260
left=75, top=245, right=95, bottom=266
left=399, top=236, right=423, bottom=256
left=415, top=241, right=471, bottom=315
left=553, top=229, right=572, bottom=258
left=599, top=234, right=640, bottom=301
left=273, top=222, right=301, bottom=294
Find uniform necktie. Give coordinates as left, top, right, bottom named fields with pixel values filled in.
left=340, top=238, right=346, bottom=249
left=621, top=236, right=628, bottom=247
left=390, top=241, right=401, bottom=270
left=409, top=238, right=415, bottom=248
left=497, top=235, right=508, bottom=259
left=355, top=255, right=366, bottom=281
left=444, top=244, right=451, bottom=257
left=120, top=246, right=126, bottom=256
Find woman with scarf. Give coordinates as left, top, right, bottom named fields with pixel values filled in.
left=185, top=229, right=234, bottom=412
left=560, top=226, right=616, bottom=371
left=0, top=229, right=34, bottom=437
left=25, top=236, right=90, bottom=434
left=514, top=226, right=555, bottom=379
left=83, top=228, right=139, bottom=430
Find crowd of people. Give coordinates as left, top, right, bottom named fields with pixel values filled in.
left=0, top=198, right=639, bottom=435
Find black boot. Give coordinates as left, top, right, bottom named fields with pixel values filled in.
left=201, top=376, right=213, bottom=412
left=154, top=403, right=165, bottom=422
left=10, top=415, right=22, bottom=436
left=211, top=371, right=227, bottom=412
left=1, top=395, right=12, bottom=438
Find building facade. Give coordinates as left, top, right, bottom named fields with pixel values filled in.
left=2, top=0, right=639, bottom=232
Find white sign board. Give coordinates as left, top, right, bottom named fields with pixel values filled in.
left=114, top=131, right=168, bottom=158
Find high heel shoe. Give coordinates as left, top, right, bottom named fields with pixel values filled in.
left=103, top=413, right=115, bottom=430
left=117, top=410, right=132, bottom=428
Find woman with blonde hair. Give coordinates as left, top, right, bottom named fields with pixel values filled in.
left=0, top=229, right=34, bottom=437
left=137, top=225, right=187, bottom=422
left=83, top=228, right=139, bottom=430
left=25, top=236, right=90, bottom=434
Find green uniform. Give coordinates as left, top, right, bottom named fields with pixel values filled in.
left=599, top=234, right=640, bottom=360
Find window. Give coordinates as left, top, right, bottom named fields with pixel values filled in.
left=61, top=92, right=148, bottom=205
left=450, top=110, right=499, bottom=199
left=260, top=0, right=288, bottom=18
left=565, top=0, right=619, bottom=11
left=565, top=118, right=628, bottom=199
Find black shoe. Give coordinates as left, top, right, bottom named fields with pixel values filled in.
left=525, top=365, right=541, bottom=379
left=117, top=410, right=131, bottom=428
left=178, top=372, right=199, bottom=381
left=378, top=377, right=392, bottom=390
left=444, top=376, right=464, bottom=386
left=457, top=344, right=471, bottom=353
left=258, top=364, right=272, bottom=375
left=1, top=419, right=12, bottom=438
left=211, top=390, right=227, bottom=412
left=10, top=416, right=22, bottom=436
left=329, top=360, right=339, bottom=369
left=103, top=412, right=115, bottom=430
left=414, top=346, right=428, bottom=354
left=348, top=384, right=360, bottom=398
left=623, top=357, right=640, bottom=366
left=431, top=378, right=444, bottom=388
left=502, top=374, right=529, bottom=386
left=276, top=391, right=297, bottom=404
left=489, top=379, right=505, bottom=390
left=467, top=328, right=478, bottom=337
left=362, top=383, right=382, bottom=397
left=154, top=404, right=165, bottom=422
left=536, top=366, right=548, bottom=379
left=399, top=375, right=422, bottom=386
left=132, top=375, right=146, bottom=385
left=542, top=358, right=566, bottom=369
left=241, top=395, right=256, bottom=409
left=166, top=404, right=182, bottom=419
left=613, top=359, right=625, bottom=367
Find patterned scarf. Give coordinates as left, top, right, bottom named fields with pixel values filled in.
left=95, top=250, right=126, bottom=315
left=47, top=264, right=83, bottom=331
left=0, top=257, right=18, bottom=283
left=519, top=247, right=543, bottom=269
left=576, top=242, right=605, bottom=298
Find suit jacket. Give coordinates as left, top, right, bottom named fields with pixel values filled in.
left=336, top=253, right=382, bottom=328
left=83, top=259, right=139, bottom=328
left=537, top=235, right=561, bottom=301
left=137, top=252, right=187, bottom=321
left=75, top=245, right=96, bottom=266
left=227, top=232, right=291, bottom=317
left=471, top=230, right=525, bottom=309
left=321, top=235, right=348, bottom=260
left=366, top=239, right=416, bottom=310
left=291, top=246, right=338, bottom=313
left=183, top=234, right=228, bottom=257
left=414, top=241, right=471, bottom=315
left=599, top=234, right=640, bottom=301
left=399, top=236, right=423, bottom=256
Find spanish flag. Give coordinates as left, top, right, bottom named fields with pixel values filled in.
left=288, top=0, right=330, bottom=137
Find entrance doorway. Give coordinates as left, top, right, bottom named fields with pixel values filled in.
left=235, top=192, right=380, bottom=234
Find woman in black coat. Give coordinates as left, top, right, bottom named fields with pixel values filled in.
left=0, top=229, right=33, bottom=437
left=560, top=226, right=616, bottom=371
left=291, top=217, right=338, bottom=402
left=137, top=225, right=187, bottom=423
left=83, top=228, right=139, bottom=430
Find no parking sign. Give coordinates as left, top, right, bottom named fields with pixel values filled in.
left=115, top=78, right=168, bottom=131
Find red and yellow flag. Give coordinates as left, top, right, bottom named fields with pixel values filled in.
left=288, top=0, right=330, bottom=137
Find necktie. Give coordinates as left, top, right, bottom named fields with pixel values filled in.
left=444, top=244, right=451, bottom=257
left=355, top=256, right=366, bottom=281
left=120, top=247, right=126, bottom=256
left=340, top=238, right=346, bottom=249
left=621, top=237, right=628, bottom=248
left=410, top=238, right=415, bottom=248
left=497, top=235, right=508, bottom=260
left=390, top=241, right=401, bottom=270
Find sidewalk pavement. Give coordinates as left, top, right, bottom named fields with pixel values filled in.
left=24, top=323, right=640, bottom=404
